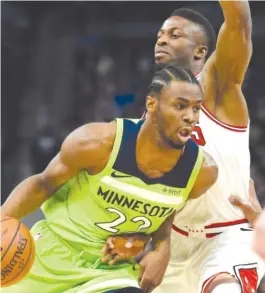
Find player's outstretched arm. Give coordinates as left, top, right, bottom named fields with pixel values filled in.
left=189, top=151, right=218, bottom=199
left=203, top=0, right=252, bottom=126
left=1, top=122, right=116, bottom=220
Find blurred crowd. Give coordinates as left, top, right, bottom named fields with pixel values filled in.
left=1, top=1, right=265, bottom=290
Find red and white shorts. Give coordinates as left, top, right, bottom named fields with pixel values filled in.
left=153, top=223, right=265, bottom=293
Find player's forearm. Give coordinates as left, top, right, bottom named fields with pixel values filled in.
left=219, top=0, right=252, bottom=33
left=152, top=211, right=175, bottom=254
left=1, top=174, right=52, bottom=220
left=152, top=234, right=170, bottom=258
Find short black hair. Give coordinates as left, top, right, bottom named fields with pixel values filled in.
left=171, top=8, right=216, bottom=60
left=148, top=63, right=201, bottom=97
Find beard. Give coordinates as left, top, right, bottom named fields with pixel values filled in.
left=155, top=109, right=186, bottom=150
left=160, top=131, right=186, bottom=150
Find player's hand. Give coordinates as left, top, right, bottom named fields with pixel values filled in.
left=139, top=250, right=169, bottom=293
left=101, top=234, right=151, bottom=265
left=229, top=195, right=261, bottom=226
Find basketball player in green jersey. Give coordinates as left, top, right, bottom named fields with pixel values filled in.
left=1, top=65, right=218, bottom=293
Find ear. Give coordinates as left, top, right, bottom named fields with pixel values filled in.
left=146, top=95, right=157, bottom=114
left=194, top=45, right=208, bottom=60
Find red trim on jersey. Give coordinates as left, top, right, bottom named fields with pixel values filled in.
left=201, top=272, right=233, bottom=293
left=195, top=72, right=201, bottom=78
left=205, top=218, right=248, bottom=229
left=172, top=226, right=222, bottom=238
left=201, top=104, right=248, bottom=132
left=172, top=225, right=222, bottom=238
left=172, top=219, right=248, bottom=238
left=172, top=225, right=189, bottom=236
left=206, top=232, right=222, bottom=238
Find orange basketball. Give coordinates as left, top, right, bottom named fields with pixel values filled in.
left=1, top=217, right=35, bottom=287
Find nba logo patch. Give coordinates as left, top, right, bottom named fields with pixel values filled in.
left=34, top=233, right=41, bottom=242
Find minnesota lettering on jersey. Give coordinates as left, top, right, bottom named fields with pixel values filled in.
left=97, top=186, right=174, bottom=218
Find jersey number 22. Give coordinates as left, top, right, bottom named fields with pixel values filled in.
left=95, top=208, right=152, bottom=233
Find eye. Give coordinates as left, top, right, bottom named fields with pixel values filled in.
left=171, top=30, right=181, bottom=39
left=193, top=106, right=201, bottom=112
left=176, top=104, right=184, bottom=110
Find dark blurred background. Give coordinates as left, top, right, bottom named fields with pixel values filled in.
left=1, top=1, right=265, bottom=290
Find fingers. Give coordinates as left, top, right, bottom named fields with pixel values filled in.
left=229, top=195, right=245, bottom=207
left=102, top=252, right=131, bottom=265
left=101, top=243, right=109, bottom=254
left=229, top=195, right=259, bottom=226
left=101, top=234, right=149, bottom=265
left=101, top=251, right=114, bottom=263
left=107, top=237, right=114, bottom=249
left=101, top=239, right=117, bottom=263
left=108, top=254, right=122, bottom=265
left=229, top=195, right=251, bottom=213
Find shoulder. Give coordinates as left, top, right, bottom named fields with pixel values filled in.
left=62, top=121, right=117, bottom=150
left=189, top=150, right=218, bottom=199
left=61, top=121, right=117, bottom=173
left=201, top=151, right=218, bottom=178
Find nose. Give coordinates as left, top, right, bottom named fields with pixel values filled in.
left=157, top=34, right=169, bottom=46
left=183, top=109, right=195, bottom=124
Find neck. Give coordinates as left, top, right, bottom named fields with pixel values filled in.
left=190, top=60, right=204, bottom=76
left=137, top=118, right=182, bottom=161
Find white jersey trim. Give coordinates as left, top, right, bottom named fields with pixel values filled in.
left=101, top=176, right=184, bottom=205
left=201, top=105, right=248, bottom=132
left=195, top=71, right=248, bottom=132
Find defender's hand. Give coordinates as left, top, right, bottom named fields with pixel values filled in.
left=229, top=195, right=260, bottom=226
left=101, top=234, right=151, bottom=265
left=139, top=250, right=169, bottom=293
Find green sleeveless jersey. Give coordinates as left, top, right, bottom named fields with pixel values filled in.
left=41, top=118, right=203, bottom=253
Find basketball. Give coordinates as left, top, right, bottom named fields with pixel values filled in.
left=1, top=217, right=35, bottom=287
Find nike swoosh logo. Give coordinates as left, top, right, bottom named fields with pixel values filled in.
left=240, top=227, right=254, bottom=232
left=111, top=171, right=132, bottom=178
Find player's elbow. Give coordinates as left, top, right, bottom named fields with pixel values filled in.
left=36, top=173, right=57, bottom=200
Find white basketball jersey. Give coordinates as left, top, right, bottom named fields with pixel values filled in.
left=173, top=73, right=250, bottom=231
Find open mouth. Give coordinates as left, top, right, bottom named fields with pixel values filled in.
left=179, top=129, right=190, bottom=137
left=178, top=128, right=192, bottom=139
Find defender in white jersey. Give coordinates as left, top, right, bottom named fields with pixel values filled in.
left=105, top=2, right=265, bottom=293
